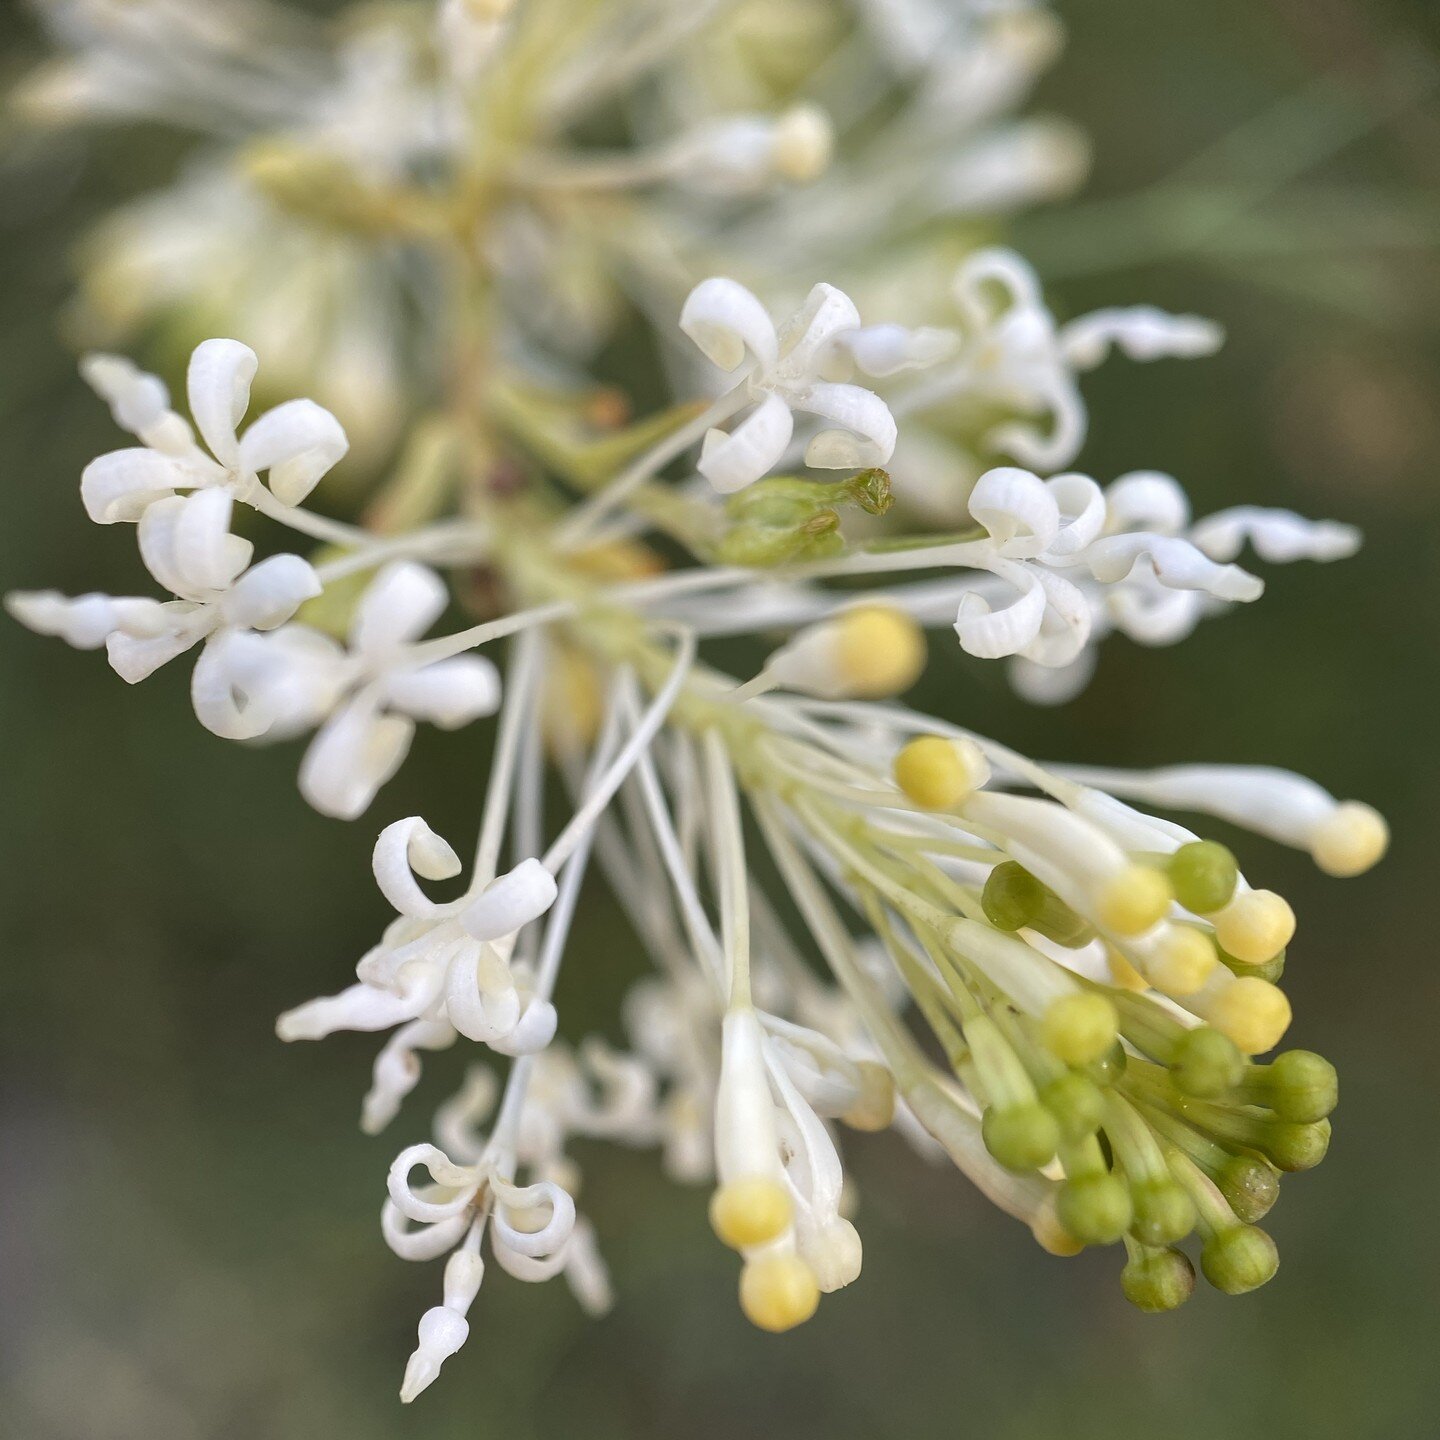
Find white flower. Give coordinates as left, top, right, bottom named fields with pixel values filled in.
left=277, top=815, right=559, bottom=1060
left=680, top=278, right=897, bottom=493
left=79, top=338, right=349, bottom=524
left=190, top=561, right=501, bottom=817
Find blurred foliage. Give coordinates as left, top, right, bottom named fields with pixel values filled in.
left=2, top=2, right=1439, bottom=1437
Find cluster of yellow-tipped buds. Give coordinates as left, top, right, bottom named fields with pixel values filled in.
left=750, top=603, right=926, bottom=701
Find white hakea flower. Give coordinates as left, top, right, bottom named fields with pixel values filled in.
left=79, top=339, right=349, bottom=524
left=278, top=815, right=560, bottom=1060
left=7, top=488, right=322, bottom=683
left=668, top=105, right=834, bottom=195
left=189, top=561, right=500, bottom=817
left=679, top=278, right=897, bottom=493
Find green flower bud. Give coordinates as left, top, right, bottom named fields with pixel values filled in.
left=1041, top=1072, right=1106, bottom=1143
left=982, top=862, right=1043, bottom=932
left=1216, top=1156, right=1280, bottom=1224
left=1167, top=841, right=1238, bottom=914
left=1260, top=1118, right=1331, bottom=1173
left=1121, top=1246, right=1196, bottom=1312
left=1252, top=1050, right=1339, bottom=1123
left=981, top=1102, right=1061, bottom=1172
left=1041, top=993, right=1120, bottom=1067
left=1170, top=1027, right=1246, bottom=1098
left=1217, top=944, right=1287, bottom=984
left=1129, top=1179, right=1198, bottom=1247
left=1058, top=1173, right=1133, bottom=1245
left=1200, top=1225, right=1279, bottom=1295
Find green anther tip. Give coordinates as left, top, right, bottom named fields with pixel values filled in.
left=1121, top=1247, right=1196, bottom=1313
left=982, top=862, right=1043, bottom=932
left=981, top=1102, right=1061, bottom=1172
left=1040, top=1072, right=1106, bottom=1143
left=1201, top=1225, right=1280, bottom=1295
left=1058, top=1173, right=1133, bottom=1246
left=1168, top=841, right=1239, bottom=915
left=1217, top=1156, right=1280, bottom=1224
left=1171, top=1027, right=1246, bottom=1098
left=1265, top=1050, right=1339, bottom=1123
left=1129, top=1179, right=1199, bottom=1248
left=1261, top=1117, right=1332, bottom=1173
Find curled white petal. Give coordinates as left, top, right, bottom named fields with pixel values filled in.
left=186, top=338, right=257, bottom=466
left=80, top=353, right=172, bottom=437
left=460, top=858, right=558, bottom=942
left=836, top=323, right=958, bottom=377
left=777, top=283, right=863, bottom=379
left=799, top=381, right=897, bottom=469
left=137, top=488, right=252, bottom=600
left=697, top=392, right=793, bottom=493
left=387, top=1143, right=480, bottom=1223
left=382, top=1200, right=471, bottom=1261
left=680, top=277, right=778, bottom=372
left=80, top=448, right=182, bottom=524
left=108, top=626, right=202, bottom=683
left=444, top=942, right=522, bottom=1044
left=238, top=398, right=350, bottom=506
left=954, top=564, right=1047, bottom=659
left=362, top=1018, right=457, bottom=1135
left=490, top=1177, right=576, bottom=1259
left=373, top=817, right=463, bottom=917
left=1082, top=534, right=1264, bottom=602
left=1044, top=472, right=1106, bottom=555
left=968, top=466, right=1059, bottom=557
left=382, top=656, right=502, bottom=728
left=6, top=590, right=169, bottom=649
left=350, top=562, right=448, bottom=655
left=1104, top=471, right=1191, bottom=535
left=219, top=554, right=322, bottom=631
left=299, top=699, right=415, bottom=819
left=275, top=972, right=439, bottom=1041
left=488, top=996, right=557, bottom=1056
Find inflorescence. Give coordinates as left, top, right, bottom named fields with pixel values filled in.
left=7, top=0, right=1385, bottom=1404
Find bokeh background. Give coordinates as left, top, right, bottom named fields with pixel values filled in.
left=3, top=3, right=1438, bottom=1437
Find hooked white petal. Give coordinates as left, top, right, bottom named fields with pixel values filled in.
left=776, top=282, right=863, bottom=379
left=238, top=398, right=350, bottom=506
left=387, top=1143, right=480, bottom=1223
left=680, top=277, right=778, bottom=371
left=954, top=564, right=1047, bottom=659
left=351, top=561, right=448, bottom=655
left=80, top=353, right=172, bottom=438
left=459, top=857, right=558, bottom=942
left=968, top=466, right=1060, bottom=556
left=299, top=699, right=415, bottom=819
left=276, top=976, right=437, bottom=1042
left=373, top=817, right=463, bottom=918
left=1060, top=306, right=1224, bottom=371
left=382, top=656, right=502, bottom=729
left=186, top=339, right=257, bottom=465
left=697, top=392, right=793, bottom=493
left=1104, top=471, right=1191, bottom=535
left=80, top=447, right=182, bottom=524
left=138, top=489, right=252, bottom=600
left=444, top=943, right=523, bottom=1044
left=382, top=1200, right=471, bottom=1261
left=490, top=1177, right=576, bottom=1259
left=1044, top=472, right=1106, bottom=555
left=835, top=323, right=958, bottom=378
left=107, top=626, right=201, bottom=683
left=219, top=554, right=322, bottom=631
left=1084, top=534, right=1263, bottom=602
left=6, top=590, right=169, bottom=650
left=799, top=381, right=896, bottom=469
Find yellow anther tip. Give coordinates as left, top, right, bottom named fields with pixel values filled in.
left=834, top=605, right=926, bottom=698
left=739, top=1254, right=821, bottom=1332
left=842, top=1061, right=897, bottom=1132
left=773, top=104, right=834, bottom=182
left=1105, top=945, right=1150, bottom=993
left=1209, top=976, right=1293, bottom=1056
left=893, top=735, right=988, bottom=810
left=1096, top=866, right=1173, bottom=936
left=709, top=1177, right=793, bottom=1250
left=1311, top=802, right=1389, bottom=878
left=1040, top=992, right=1119, bottom=1066
left=1213, top=890, right=1295, bottom=965
left=1149, top=926, right=1219, bottom=998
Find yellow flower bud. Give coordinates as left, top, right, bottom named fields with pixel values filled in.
left=833, top=605, right=927, bottom=699
left=709, top=1177, right=792, bottom=1250
left=739, top=1253, right=820, bottom=1332
left=1095, top=865, right=1173, bottom=936
left=1213, top=890, right=1295, bottom=965
left=893, top=734, right=990, bottom=810
left=1310, top=802, right=1389, bottom=878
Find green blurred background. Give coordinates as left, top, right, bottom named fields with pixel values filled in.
left=3, top=3, right=1438, bottom=1437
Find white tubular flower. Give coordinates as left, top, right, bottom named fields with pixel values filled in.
left=79, top=339, right=349, bottom=523
left=1059, top=307, right=1225, bottom=369
left=670, top=105, right=834, bottom=194
left=1062, top=763, right=1389, bottom=879
left=680, top=278, right=897, bottom=493
left=278, top=816, right=558, bottom=1072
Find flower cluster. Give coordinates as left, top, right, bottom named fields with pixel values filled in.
left=6, top=0, right=1390, bottom=1410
